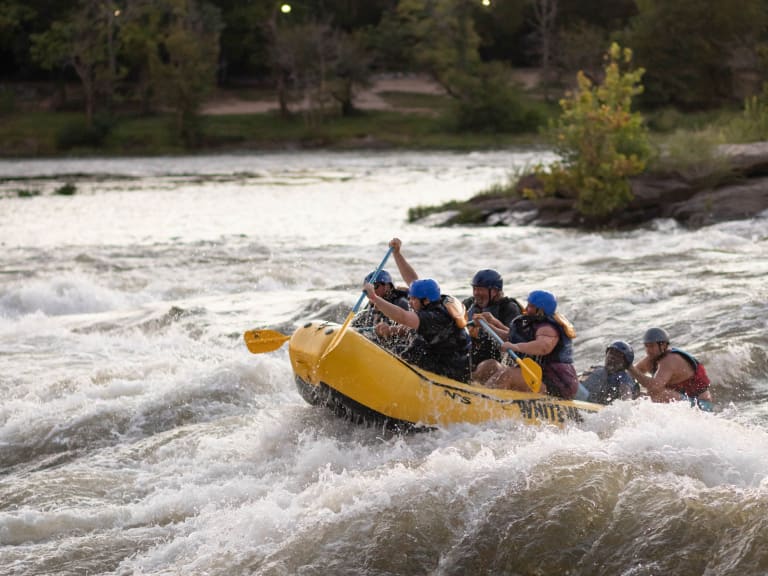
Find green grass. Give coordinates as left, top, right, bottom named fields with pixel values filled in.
left=376, top=91, right=452, bottom=112
left=2, top=97, right=762, bottom=159
left=0, top=107, right=547, bottom=157
left=0, top=112, right=84, bottom=155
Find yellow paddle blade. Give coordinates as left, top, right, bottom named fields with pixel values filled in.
left=517, top=357, right=543, bottom=394
left=244, top=329, right=290, bottom=354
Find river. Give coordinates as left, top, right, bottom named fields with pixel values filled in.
left=1, top=151, right=767, bottom=575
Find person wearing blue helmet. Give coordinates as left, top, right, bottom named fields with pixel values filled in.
left=352, top=269, right=409, bottom=332
left=474, top=289, right=579, bottom=399
left=463, top=269, right=523, bottom=369
left=576, top=341, right=640, bottom=404
left=363, top=238, right=470, bottom=382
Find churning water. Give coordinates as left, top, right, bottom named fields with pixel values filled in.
left=1, top=151, right=767, bottom=575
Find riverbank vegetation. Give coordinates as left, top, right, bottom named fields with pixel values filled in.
left=5, top=0, right=768, bottom=228
left=3, top=0, right=768, bottom=155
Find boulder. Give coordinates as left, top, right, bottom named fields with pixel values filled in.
left=441, top=142, right=768, bottom=229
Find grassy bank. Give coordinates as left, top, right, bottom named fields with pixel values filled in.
left=0, top=108, right=547, bottom=158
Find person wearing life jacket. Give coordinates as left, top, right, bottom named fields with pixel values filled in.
left=362, top=238, right=470, bottom=382
left=629, top=327, right=714, bottom=411
left=473, top=290, right=579, bottom=399
left=576, top=341, right=640, bottom=404
left=462, top=269, right=523, bottom=369
left=352, top=269, right=409, bottom=332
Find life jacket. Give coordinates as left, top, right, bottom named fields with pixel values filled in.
left=401, top=298, right=471, bottom=382
left=463, top=296, right=523, bottom=366
left=464, top=296, right=523, bottom=338
left=659, top=348, right=711, bottom=397
left=508, top=314, right=574, bottom=365
left=581, top=366, right=640, bottom=405
left=443, top=295, right=468, bottom=329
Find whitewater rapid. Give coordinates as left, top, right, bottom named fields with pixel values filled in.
left=1, top=151, right=767, bottom=575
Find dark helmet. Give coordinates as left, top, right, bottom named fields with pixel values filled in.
left=643, top=327, right=670, bottom=344
left=527, top=290, right=557, bottom=316
left=607, top=340, right=634, bottom=366
left=409, top=278, right=441, bottom=301
left=365, top=269, right=392, bottom=285
left=471, top=269, right=503, bottom=290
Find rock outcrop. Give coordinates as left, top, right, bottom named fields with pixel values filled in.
left=438, top=142, right=768, bottom=229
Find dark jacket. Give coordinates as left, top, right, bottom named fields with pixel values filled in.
left=401, top=299, right=471, bottom=383
left=463, top=295, right=522, bottom=367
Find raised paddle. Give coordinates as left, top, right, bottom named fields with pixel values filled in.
left=320, top=246, right=394, bottom=360
left=244, top=329, right=290, bottom=354
left=476, top=318, right=543, bottom=394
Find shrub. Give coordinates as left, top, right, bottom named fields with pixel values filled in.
left=448, top=63, right=546, bottom=133
left=55, top=183, right=77, bottom=196
left=16, top=189, right=41, bottom=198
left=0, top=87, right=16, bottom=116
left=723, top=82, right=768, bottom=143
left=55, top=115, right=114, bottom=150
left=532, top=43, right=652, bottom=218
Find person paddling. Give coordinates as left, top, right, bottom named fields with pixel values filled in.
left=474, top=290, right=579, bottom=399
left=463, top=269, right=523, bottom=370
left=629, top=327, right=714, bottom=410
left=362, top=238, right=470, bottom=383
left=352, top=269, right=409, bottom=333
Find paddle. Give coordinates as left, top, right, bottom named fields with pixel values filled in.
left=244, top=329, right=290, bottom=354
left=320, top=246, right=393, bottom=360
left=476, top=318, right=543, bottom=394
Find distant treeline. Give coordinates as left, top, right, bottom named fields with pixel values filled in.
left=1, top=0, right=767, bottom=137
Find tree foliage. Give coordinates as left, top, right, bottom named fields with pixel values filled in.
left=30, top=0, right=121, bottom=125
left=624, top=0, right=767, bottom=108
left=122, top=0, right=222, bottom=143
left=7, top=0, right=768, bottom=142
left=395, top=0, right=541, bottom=132
left=533, top=43, right=651, bottom=218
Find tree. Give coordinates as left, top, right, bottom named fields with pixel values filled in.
left=269, top=18, right=373, bottom=120
left=0, top=1, right=35, bottom=51
left=30, top=0, right=121, bottom=125
left=527, top=0, right=558, bottom=84
left=397, top=0, right=482, bottom=90
left=533, top=43, right=651, bottom=218
left=395, top=0, right=540, bottom=132
left=122, top=0, right=222, bottom=143
left=624, top=0, right=766, bottom=108
left=327, top=30, right=373, bottom=116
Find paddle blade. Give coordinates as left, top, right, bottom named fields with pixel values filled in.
left=320, top=310, right=354, bottom=360
left=244, top=329, right=290, bottom=354
left=518, top=357, right=543, bottom=394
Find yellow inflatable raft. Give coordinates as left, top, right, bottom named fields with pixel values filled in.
left=289, top=321, right=602, bottom=430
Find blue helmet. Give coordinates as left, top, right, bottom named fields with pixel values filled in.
left=409, top=278, right=441, bottom=301
left=607, top=341, right=634, bottom=366
left=527, top=290, right=557, bottom=316
left=365, top=269, right=392, bottom=285
left=471, top=269, right=503, bottom=290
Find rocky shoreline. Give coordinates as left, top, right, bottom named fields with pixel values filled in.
left=433, top=142, right=768, bottom=229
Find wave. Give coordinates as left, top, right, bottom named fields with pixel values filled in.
left=0, top=273, right=129, bottom=318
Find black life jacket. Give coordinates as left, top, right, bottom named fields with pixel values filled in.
left=464, top=296, right=523, bottom=364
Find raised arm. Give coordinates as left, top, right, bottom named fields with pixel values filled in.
left=389, top=237, right=419, bottom=285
